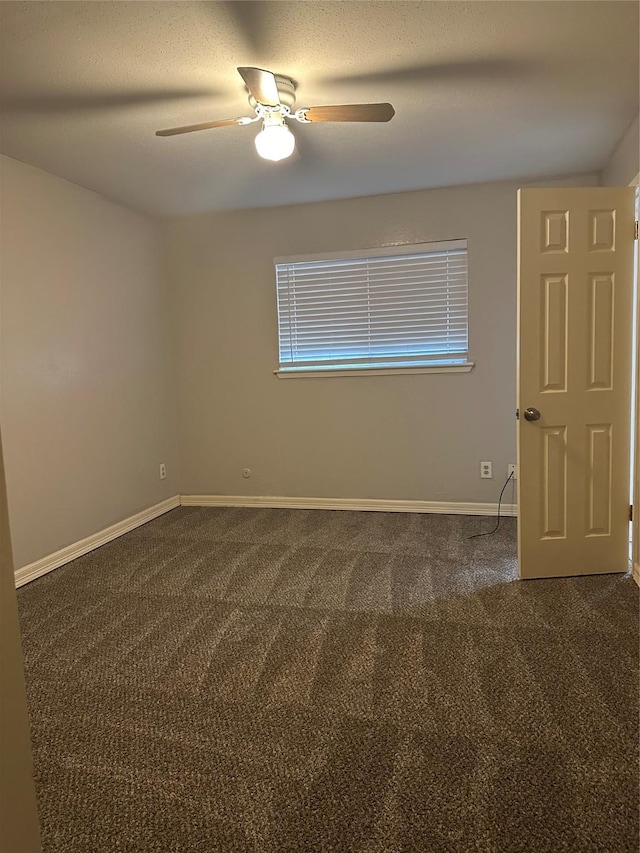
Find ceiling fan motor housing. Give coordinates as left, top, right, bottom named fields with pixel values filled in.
left=247, top=75, right=297, bottom=110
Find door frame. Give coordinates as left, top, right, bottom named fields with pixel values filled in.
left=631, top=171, right=639, bottom=586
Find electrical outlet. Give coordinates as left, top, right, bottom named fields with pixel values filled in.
left=480, top=461, right=493, bottom=479
left=508, top=464, right=517, bottom=480
left=159, top=463, right=166, bottom=480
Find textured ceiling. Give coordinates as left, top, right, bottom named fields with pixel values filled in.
left=0, top=1, right=638, bottom=216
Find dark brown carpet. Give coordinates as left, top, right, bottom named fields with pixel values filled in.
left=17, top=507, right=639, bottom=852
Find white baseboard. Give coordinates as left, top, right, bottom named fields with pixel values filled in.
left=180, top=494, right=518, bottom=517
left=633, top=561, right=640, bottom=588
left=14, top=496, right=180, bottom=588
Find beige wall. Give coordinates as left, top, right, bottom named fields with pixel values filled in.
left=0, top=155, right=178, bottom=570
left=165, top=173, right=597, bottom=504
left=602, top=114, right=639, bottom=186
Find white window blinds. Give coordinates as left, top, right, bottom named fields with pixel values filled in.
left=275, top=239, right=469, bottom=373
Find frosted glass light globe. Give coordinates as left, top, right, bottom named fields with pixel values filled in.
left=255, top=122, right=296, bottom=161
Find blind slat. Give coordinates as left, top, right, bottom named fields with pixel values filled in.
left=279, top=284, right=467, bottom=303
left=280, top=323, right=468, bottom=339
left=278, top=267, right=467, bottom=288
left=280, top=298, right=468, bottom=315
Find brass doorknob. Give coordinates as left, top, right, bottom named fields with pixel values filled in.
left=524, top=407, right=541, bottom=422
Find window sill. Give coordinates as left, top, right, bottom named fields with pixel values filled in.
left=274, top=362, right=475, bottom=379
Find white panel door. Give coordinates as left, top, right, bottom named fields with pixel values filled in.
left=517, top=187, right=635, bottom=579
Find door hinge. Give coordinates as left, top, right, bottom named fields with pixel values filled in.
left=635, top=220, right=639, bottom=240
left=630, top=505, right=634, bottom=522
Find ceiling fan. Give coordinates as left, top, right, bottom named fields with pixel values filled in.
left=156, top=67, right=395, bottom=161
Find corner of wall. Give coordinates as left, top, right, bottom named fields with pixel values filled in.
left=602, top=114, right=640, bottom=187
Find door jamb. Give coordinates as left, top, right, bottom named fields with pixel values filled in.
left=631, top=172, right=639, bottom=586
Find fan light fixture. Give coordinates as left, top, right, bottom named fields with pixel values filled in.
left=254, top=116, right=296, bottom=161
left=156, top=67, right=395, bottom=163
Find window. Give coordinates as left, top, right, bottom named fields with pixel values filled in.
left=274, top=239, right=472, bottom=377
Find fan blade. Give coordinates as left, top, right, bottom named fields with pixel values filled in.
left=156, top=118, right=244, bottom=137
left=302, top=103, right=395, bottom=123
left=237, top=67, right=280, bottom=107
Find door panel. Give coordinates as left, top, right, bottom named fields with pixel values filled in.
left=517, top=187, right=635, bottom=579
